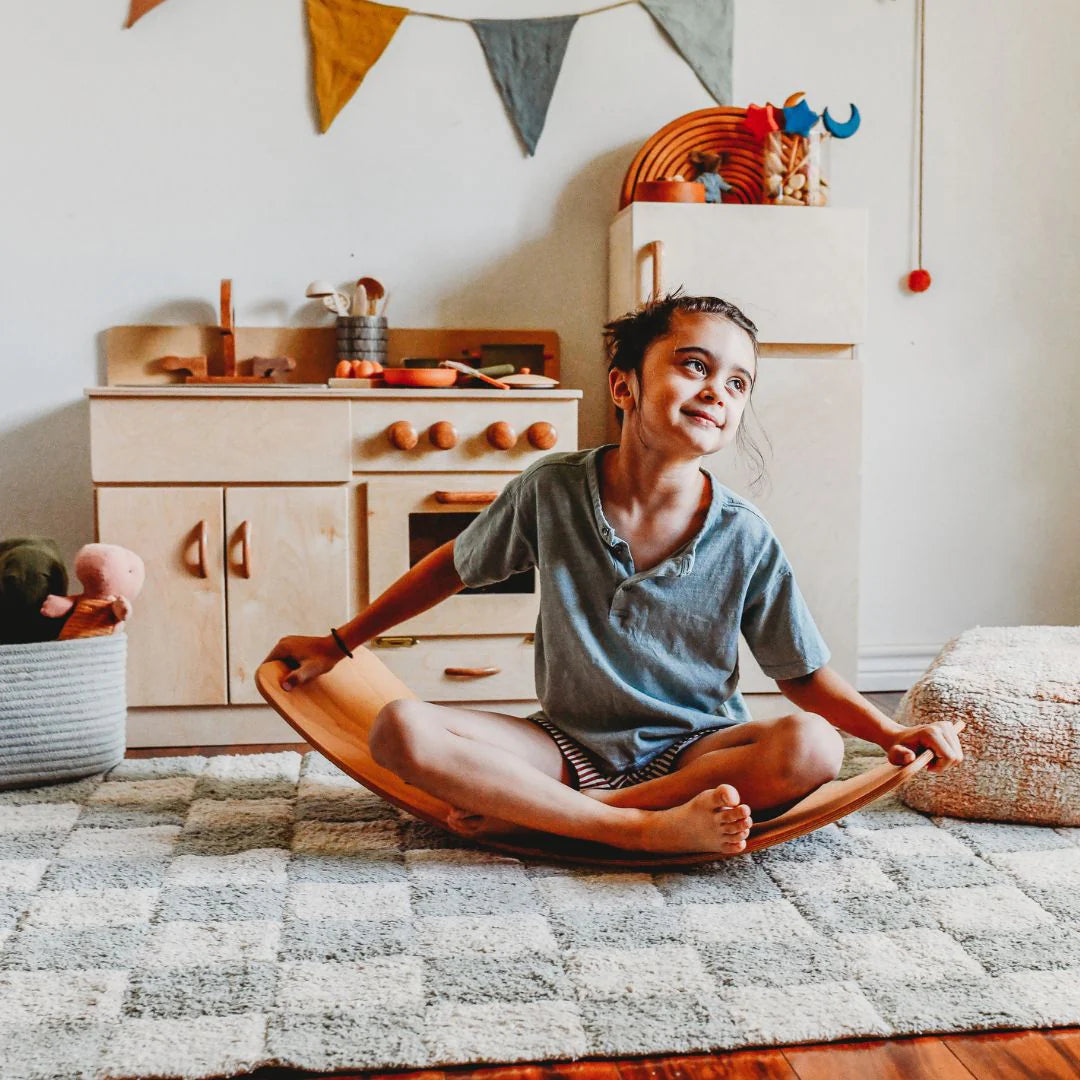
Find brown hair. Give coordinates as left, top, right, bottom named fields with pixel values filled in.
left=603, top=291, right=771, bottom=494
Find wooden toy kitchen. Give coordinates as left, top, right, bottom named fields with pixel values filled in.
left=91, top=305, right=579, bottom=746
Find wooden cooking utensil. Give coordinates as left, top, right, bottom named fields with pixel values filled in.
left=355, top=277, right=385, bottom=316
left=440, top=359, right=510, bottom=389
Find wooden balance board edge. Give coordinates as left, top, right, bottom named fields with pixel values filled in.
left=256, top=652, right=954, bottom=869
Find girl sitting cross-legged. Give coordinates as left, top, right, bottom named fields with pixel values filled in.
left=268, top=293, right=962, bottom=855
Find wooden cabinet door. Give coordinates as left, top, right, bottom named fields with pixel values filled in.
left=96, top=486, right=227, bottom=706
left=224, top=486, right=350, bottom=704
left=610, top=204, right=868, bottom=345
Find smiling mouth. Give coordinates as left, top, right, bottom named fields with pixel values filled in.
left=683, top=410, right=721, bottom=427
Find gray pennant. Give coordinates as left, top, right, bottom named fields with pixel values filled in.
left=640, top=0, right=734, bottom=105
left=472, top=16, right=578, bottom=156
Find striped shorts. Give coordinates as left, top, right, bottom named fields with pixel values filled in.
left=530, top=715, right=725, bottom=791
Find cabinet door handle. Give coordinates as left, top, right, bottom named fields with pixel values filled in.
left=444, top=666, right=501, bottom=678
left=434, top=491, right=498, bottom=505
left=195, top=519, right=209, bottom=578
left=647, top=239, right=665, bottom=301
left=239, top=520, right=253, bottom=578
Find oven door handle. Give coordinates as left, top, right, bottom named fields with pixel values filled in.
left=444, top=666, right=501, bottom=678
left=434, top=491, right=498, bottom=505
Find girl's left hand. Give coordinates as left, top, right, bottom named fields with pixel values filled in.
left=884, top=722, right=964, bottom=773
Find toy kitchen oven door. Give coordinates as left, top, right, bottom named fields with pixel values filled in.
left=365, top=473, right=537, bottom=630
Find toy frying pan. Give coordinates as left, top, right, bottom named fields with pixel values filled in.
left=381, top=367, right=458, bottom=388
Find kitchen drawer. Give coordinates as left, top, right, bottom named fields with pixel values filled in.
left=352, top=398, right=578, bottom=472
left=90, top=398, right=352, bottom=483
left=370, top=634, right=536, bottom=701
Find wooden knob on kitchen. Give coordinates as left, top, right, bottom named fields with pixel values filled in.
left=527, top=421, right=557, bottom=450
left=387, top=420, right=418, bottom=451
left=486, top=421, right=517, bottom=450
left=428, top=420, right=458, bottom=450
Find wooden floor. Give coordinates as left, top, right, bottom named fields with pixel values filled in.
left=129, top=693, right=1080, bottom=1079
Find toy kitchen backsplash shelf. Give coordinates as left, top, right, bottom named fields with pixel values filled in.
left=93, top=324, right=579, bottom=746
left=104, top=325, right=562, bottom=388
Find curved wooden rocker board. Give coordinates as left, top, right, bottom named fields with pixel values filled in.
left=257, top=651, right=955, bottom=869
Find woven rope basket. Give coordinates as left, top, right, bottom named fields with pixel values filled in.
left=0, top=633, right=126, bottom=790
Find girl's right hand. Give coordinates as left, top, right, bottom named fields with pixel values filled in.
left=265, top=634, right=342, bottom=691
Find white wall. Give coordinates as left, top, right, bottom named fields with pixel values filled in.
left=2, top=0, right=1078, bottom=684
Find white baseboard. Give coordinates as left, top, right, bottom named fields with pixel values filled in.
left=857, top=644, right=941, bottom=692
left=127, top=706, right=296, bottom=747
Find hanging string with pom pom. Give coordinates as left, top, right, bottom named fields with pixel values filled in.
left=909, top=0, right=931, bottom=292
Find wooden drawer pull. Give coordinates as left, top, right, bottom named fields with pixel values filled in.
left=434, top=491, right=498, bottom=505
left=239, top=520, right=253, bottom=578
left=444, top=666, right=501, bottom=678
left=195, top=519, right=209, bottom=579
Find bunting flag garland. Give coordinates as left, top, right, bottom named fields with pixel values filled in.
left=472, top=17, right=579, bottom=156
left=125, top=0, right=170, bottom=27
left=307, top=0, right=408, bottom=132
left=125, top=0, right=735, bottom=152
left=640, top=0, right=734, bottom=105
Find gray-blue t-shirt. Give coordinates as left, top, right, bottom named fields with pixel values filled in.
left=453, top=444, right=830, bottom=774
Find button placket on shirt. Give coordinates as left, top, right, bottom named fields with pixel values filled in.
left=610, top=553, right=695, bottom=628
left=591, top=448, right=705, bottom=623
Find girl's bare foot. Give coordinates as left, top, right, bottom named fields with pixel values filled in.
left=634, top=784, right=752, bottom=854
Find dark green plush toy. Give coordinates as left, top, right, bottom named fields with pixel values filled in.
left=0, top=537, right=69, bottom=644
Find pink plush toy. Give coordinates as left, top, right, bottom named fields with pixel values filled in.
left=40, top=543, right=145, bottom=641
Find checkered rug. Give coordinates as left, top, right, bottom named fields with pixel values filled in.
left=1, top=743, right=1079, bottom=1080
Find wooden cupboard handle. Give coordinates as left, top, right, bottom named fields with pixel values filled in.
left=647, top=240, right=665, bottom=301
left=196, top=519, right=209, bottom=579
left=434, top=491, right=498, bottom=505
left=239, top=519, right=252, bottom=578
left=444, top=666, right=501, bottom=678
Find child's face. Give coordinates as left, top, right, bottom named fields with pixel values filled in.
left=611, top=311, right=757, bottom=456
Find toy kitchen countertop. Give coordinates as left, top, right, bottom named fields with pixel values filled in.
left=86, top=383, right=582, bottom=474
left=86, top=385, right=581, bottom=400
left=85, top=384, right=582, bottom=486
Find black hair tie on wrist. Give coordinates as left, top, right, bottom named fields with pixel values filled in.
left=330, top=627, right=354, bottom=659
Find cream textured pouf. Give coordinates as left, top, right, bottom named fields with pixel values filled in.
left=896, top=625, right=1080, bottom=825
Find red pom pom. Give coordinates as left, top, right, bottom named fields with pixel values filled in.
left=908, top=268, right=932, bottom=292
